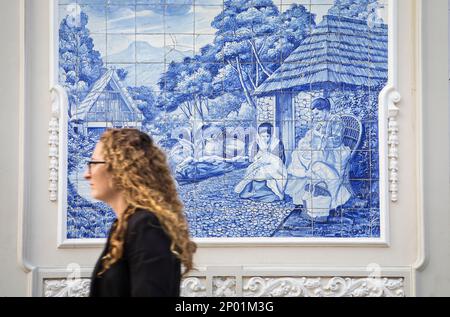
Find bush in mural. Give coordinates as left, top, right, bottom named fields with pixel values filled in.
left=329, top=0, right=382, bottom=22
left=127, top=86, right=158, bottom=130
left=67, top=179, right=115, bottom=238
left=61, top=0, right=386, bottom=238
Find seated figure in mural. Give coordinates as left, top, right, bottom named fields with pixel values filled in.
left=285, top=98, right=353, bottom=215
left=234, top=123, right=287, bottom=202
left=201, top=124, right=224, bottom=157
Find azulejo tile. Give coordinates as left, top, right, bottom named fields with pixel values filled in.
left=60, top=0, right=388, bottom=239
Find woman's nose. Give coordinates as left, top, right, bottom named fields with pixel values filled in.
left=84, top=168, right=91, bottom=180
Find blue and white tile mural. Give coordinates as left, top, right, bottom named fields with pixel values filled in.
left=59, top=0, right=388, bottom=239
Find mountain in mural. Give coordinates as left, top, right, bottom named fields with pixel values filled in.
left=108, top=41, right=194, bottom=88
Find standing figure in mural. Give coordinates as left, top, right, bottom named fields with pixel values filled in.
left=285, top=98, right=353, bottom=218
left=86, top=129, right=197, bottom=297
left=234, top=123, right=287, bottom=202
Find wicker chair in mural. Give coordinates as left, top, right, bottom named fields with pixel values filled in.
left=338, top=114, right=363, bottom=198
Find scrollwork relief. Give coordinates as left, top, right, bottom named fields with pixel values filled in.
left=48, top=85, right=67, bottom=202
left=44, top=279, right=90, bottom=297
left=243, top=276, right=405, bottom=297
left=43, top=275, right=404, bottom=297
left=180, top=277, right=207, bottom=297
left=213, top=277, right=236, bottom=297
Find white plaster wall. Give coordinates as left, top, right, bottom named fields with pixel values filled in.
left=448, top=0, right=450, bottom=181
left=414, top=0, right=450, bottom=297
left=0, top=0, right=27, bottom=296
left=0, top=0, right=448, bottom=296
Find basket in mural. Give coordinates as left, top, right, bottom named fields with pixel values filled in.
left=302, top=181, right=332, bottom=218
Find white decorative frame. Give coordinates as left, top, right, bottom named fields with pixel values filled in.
left=49, top=0, right=400, bottom=248
left=36, top=265, right=411, bottom=297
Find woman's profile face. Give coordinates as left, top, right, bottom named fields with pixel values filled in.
left=84, top=142, right=117, bottom=203
left=312, top=108, right=328, bottom=122
left=259, top=130, right=271, bottom=145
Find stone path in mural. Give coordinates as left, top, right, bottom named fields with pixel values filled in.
left=67, top=166, right=377, bottom=239
left=179, top=168, right=295, bottom=237
left=179, top=168, right=377, bottom=238
left=273, top=203, right=376, bottom=238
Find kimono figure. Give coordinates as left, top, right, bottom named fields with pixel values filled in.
left=285, top=98, right=352, bottom=213
left=234, top=123, right=287, bottom=202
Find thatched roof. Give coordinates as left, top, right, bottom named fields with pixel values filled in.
left=254, top=15, right=388, bottom=96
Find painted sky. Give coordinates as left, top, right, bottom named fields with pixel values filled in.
left=59, top=0, right=336, bottom=57
left=59, top=0, right=388, bottom=88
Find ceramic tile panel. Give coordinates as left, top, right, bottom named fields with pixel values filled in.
left=59, top=0, right=388, bottom=239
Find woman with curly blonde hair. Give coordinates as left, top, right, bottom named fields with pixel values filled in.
left=85, top=128, right=196, bottom=297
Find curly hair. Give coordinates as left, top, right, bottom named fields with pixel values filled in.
left=96, top=128, right=197, bottom=276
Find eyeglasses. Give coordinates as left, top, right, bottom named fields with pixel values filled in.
left=86, top=160, right=106, bottom=174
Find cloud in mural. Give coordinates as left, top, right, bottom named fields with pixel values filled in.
left=81, top=1, right=194, bottom=34
left=138, top=0, right=193, bottom=16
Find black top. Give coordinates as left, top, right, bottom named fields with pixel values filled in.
left=89, top=209, right=181, bottom=297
